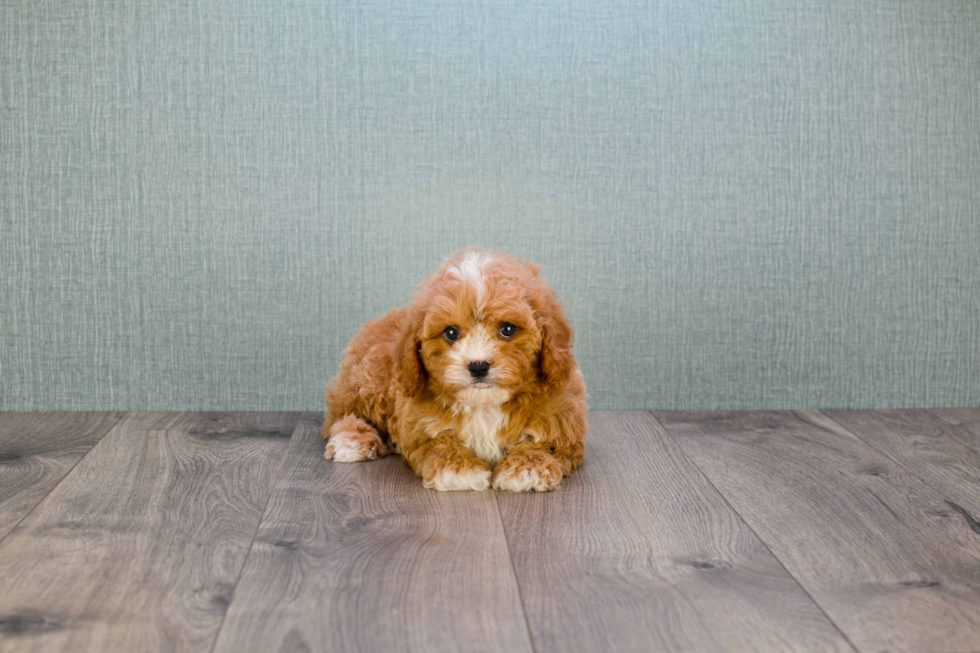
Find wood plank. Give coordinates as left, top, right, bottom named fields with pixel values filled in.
left=655, top=410, right=980, bottom=653
left=929, top=407, right=980, bottom=451
left=0, top=412, right=124, bottom=541
left=496, top=411, right=855, bottom=653
left=819, top=409, right=980, bottom=517
left=0, top=412, right=299, bottom=652
left=211, top=416, right=534, bottom=653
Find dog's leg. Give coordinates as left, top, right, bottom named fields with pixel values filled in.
left=323, top=414, right=390, bottom=463
left=492, top=441, right=575, bottom=492
left=401, top=433, right=492, bottom=491
left=493, top=403, right=586, bottom=492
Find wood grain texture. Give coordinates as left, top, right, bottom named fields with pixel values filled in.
left=0, top=412, right=298, bottom=653
left=929, top=407, right=980, bottom=450
left=820, top=409, right=980, bottom=518
left=0, top=412, right=124, bottom=542
left=655, top=410, right=980, bottom=653
left=211, top=416, right=533, bottom=653
left=497, top=411, right=855, bottom=653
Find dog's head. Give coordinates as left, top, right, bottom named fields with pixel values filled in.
left=396, top=248, right=575, bottom=406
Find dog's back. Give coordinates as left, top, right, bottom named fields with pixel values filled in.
left=323, top=307, right=406, bottom=438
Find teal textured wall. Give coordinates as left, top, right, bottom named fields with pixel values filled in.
left=1, top=0, right=978, bottom=411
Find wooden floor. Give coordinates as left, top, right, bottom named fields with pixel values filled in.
left=1, top=410, right=979, bottom=653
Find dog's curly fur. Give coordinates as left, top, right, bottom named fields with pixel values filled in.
left=322, top=248, right=587, bottom=492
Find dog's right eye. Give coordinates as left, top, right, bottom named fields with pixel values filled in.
left=443, top=326, right=460, bottom=343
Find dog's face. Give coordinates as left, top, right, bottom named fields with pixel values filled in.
left=397, top=250, right=575, bottom=406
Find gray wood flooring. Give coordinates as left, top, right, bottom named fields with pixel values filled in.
left=0, top=409, right=978, bottom=653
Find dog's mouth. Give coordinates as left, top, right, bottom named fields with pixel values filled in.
left=457, top=379, right=512, bottom=406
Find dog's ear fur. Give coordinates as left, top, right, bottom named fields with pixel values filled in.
left=534, top=284, right=575, bottom=386
left=396, top=305, right=427, bottom=396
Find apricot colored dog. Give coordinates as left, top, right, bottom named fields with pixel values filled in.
left=322, top=248, right=587, bottom=492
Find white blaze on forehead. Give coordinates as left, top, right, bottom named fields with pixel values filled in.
left=445, top=250, right=496, bottom=307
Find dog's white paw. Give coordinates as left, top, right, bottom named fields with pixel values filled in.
left=424, top=466, right=492, bottom=492
left=492, top=465, right=562, bottom=492
left=324, top=430, right=387, bottom=463
left=324, top=415, right=389, bottom=463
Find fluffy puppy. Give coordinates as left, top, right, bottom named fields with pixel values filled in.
left=322, top=248, right=587, bottom=492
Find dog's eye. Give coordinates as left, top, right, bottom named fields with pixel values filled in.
left=499, top=322, right=517, bottom=339
left=443, top=326, right=460, bottom=343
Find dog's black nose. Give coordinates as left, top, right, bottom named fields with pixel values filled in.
left=468, top=360, right=490, bottom=379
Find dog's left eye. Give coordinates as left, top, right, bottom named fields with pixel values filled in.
left=499, top=322, right=517, bottom=339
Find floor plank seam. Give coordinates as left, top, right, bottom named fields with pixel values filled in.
left=646, top=411, right=864, bottom=653
left=494, top=490, right=539, bottom=653
left=206, top=415, right=306, bottom=653
left=0, top=411, right=127, bottom=549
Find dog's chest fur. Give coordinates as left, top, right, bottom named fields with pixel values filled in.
left=460, top=405, right=508, bottom=465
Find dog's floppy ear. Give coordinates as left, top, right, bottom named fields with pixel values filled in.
left=396, top=305, right=427, bottom=396
left=537, top=289, right=575, bottom=386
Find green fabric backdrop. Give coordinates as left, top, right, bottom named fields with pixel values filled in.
left=2, top=0, right=978, bottom=411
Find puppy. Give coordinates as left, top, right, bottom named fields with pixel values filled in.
left=322, top=248, right=587, bottom=492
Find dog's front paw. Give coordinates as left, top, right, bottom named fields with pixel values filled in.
left=324, top=432, right=388, bottom=462
left=324, top=415, right=389, bottom=463
left=422, top=462, right=493, bottom=492
left=492, top=451, right=564, bottom=492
